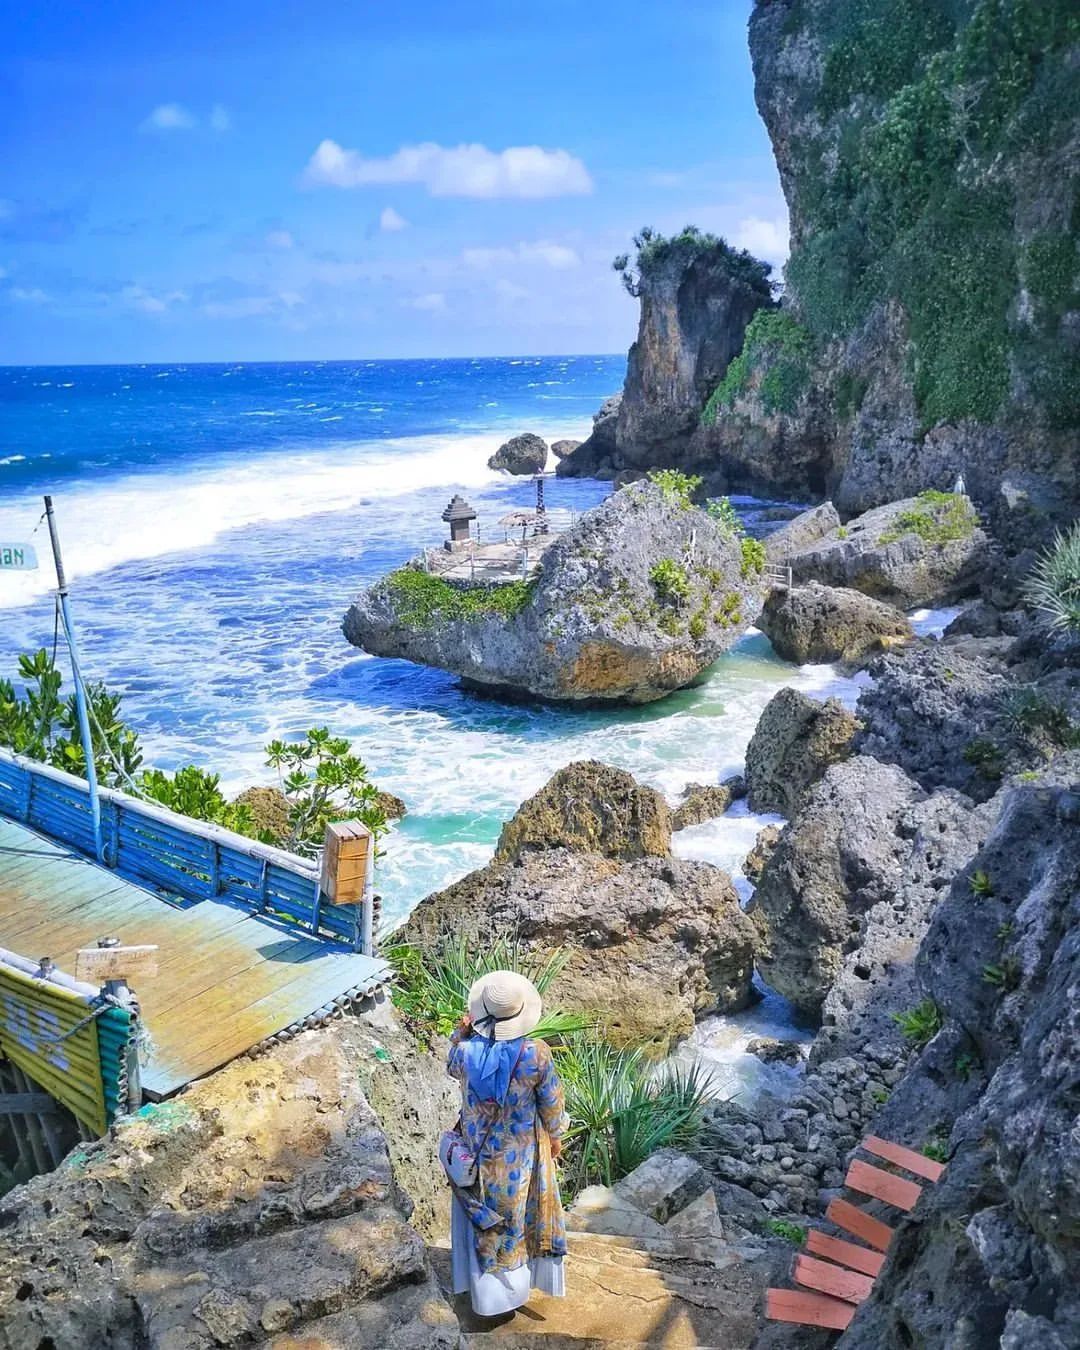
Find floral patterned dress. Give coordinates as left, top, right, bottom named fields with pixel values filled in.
left=448, top=1033, right=569, bottom=1304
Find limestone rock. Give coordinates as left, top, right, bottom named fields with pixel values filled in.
left=0, top=1026, right=456, bottom=1350
left=672, top=776, right=743, bottom=830
left=402, top=847, right=757, bottom=1056
left=745, top=687, right=858, bottom=817
left=555, top=393, right=622, bottom=479
left=786, top=495, right=990, bottom=608
left=763, top=503, right=841, bottom=564
left=843, top=759, right=1080, bottom=1346
left=487, top=432, right=548, bottom=475
left=549, top=438, right=580, bottom=460
left=373, top=789, right=407, bottom=820
left=344, top=481, right=768, bottom=705
left=495, top=760, right=671, bottom=863
left=759, top=581, right=912, bottom=666
left=612, top=1150, right=711, bottom=1225
left=743, top=824, right=782, bottom=884
left=234, top=784, right=291, bottom=842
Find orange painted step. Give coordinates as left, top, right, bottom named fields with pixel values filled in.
left=826, top=1197, right=895, bottom=1252
left=846, top=1158, right=923, bottom=1212
left=794, top=1253, right=875, bottom=1305
left=765, top=1288, right=856, bottom=1330
left=861, top=1134, right=946, bottom=1182
left=806, top=1228, right=887, bottom=1278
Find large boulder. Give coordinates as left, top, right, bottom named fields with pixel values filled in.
left=344, top=481, right=768, bottom=705
left=556, top=394, right=622, bottom=479
left=495, top=760, right=671, bottom=862
left=487, top=432, right=548, bottom=475
left=763, top=503, right=841, bottom=564
left=749, top=756, right=925, bottom=1014
left=550, top=438, right=581, bottom=461
left=759, top=581, right=912, bottom=666
left=0, top=1026, right=458, bottom=1350
left=402, top=848, right=757, bottom=1056
left=787, top=493, right=990, bottom=608
left=745, top=687, right=858, bottom=817
left=843, top=759, right=1080, bottom=1347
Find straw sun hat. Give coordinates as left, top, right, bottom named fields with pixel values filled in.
left=468, top=970, right=542, bottom=1041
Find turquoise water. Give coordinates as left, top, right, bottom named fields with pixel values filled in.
left=0, top=356, right=868, bottom=931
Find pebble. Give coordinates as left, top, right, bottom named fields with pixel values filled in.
left=833, top=1096, right=850, bottom=1119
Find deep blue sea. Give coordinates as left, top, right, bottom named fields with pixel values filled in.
left=3, top=355, right=933, bottom=1089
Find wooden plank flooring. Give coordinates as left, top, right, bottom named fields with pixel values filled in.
left=0, top=817, right=391, bottom=1098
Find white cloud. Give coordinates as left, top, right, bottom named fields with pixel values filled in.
left=734, top=215, right=790, bottom=264
left=202, top=296, right=276, bottom=319
left=494, top=278, right=530, bottom=303
left=303, top=140, right=593, bottom=199
left=462, top=240, right=581, bottom=271
left=278, top=290, right=305, bottom=308
left=379, top=206, right=408, bottom=232
left=265, top=229, right=294, bottom=250
left=408, top=291, right=447, bottom=313
left=210, top=104, right=232, bottom=133
left=121, top=285, right=188, bottom=314
left=11, top=286, right=50, bottom=303
left=141, top=103, right=197, bottom=132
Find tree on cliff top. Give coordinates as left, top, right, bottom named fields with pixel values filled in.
left=612, top=225, right=775, bottom=300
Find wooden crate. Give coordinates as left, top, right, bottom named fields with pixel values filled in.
left=319, top=821, right=371, bottom=906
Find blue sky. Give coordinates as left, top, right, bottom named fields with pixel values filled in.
left=0, top=0, right=786, bottom=363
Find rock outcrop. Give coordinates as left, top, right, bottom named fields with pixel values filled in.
left=758, top=581, right=912, bottom=666
left=786, top=494, right=990, bottom=608
left=556, top=393, right=622, bottom=479
left=487, top=432, right=547, bottom=475
left=745, top=687, right=858, bottom=817
left=842, top=758, right=1080, bottom=1347
left=671, top=775, right=745, bottom=830
left=762, top=502, right=840, bottom=564
left=495, top=759, right=671, bottom=862
left=403, top=848, right=756, bottom=1056
left=0, top=1026, right=458, bottom=1350
left=550, top=438, right=580, bottom=460
left=344, top=481, right=768, bottom=705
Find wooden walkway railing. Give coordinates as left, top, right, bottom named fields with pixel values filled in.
left=0, top=748, right=373, bottom=952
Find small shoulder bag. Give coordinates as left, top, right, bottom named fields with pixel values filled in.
left=439, top=1042, right=525, bottom=1190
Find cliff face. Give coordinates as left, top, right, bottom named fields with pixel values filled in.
left=568, top=0, right=1079, bottom=541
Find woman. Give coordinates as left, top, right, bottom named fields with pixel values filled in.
left=447, top=969, right=569, bottom=1317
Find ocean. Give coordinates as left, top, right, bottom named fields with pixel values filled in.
left=3, top=355, right=950, bottom=1090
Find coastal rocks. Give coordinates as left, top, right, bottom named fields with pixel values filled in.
left=344, top=481, right=768, bottom=705
left=758, top=581, right=912, bottom=666
left=749, top=756, right=924, bottom=1014
left=0, top=1027, right=457, bottom=1350
left=550, top=438, right=580, bottom=460
left=556, top=393, right=622, bottom=479
left=487, top=432, right=548, bottom=475
left=763, top=503, right=840, bottom=564
left=743, top=823, right=782, bottom=884
left=402, top=848, right=757, bottom=1055
left=672, top=774, right=746, bottom=830
left=495, top=759, right=671, bottom=862
left=233, top=784, right=291, bottom=842
left=787, top=494, right=990, bottom=608
left=841, top=760, right=1080, bottom=1346
left=745, top=687, right=858, bottom=817
left=373, top=788, right=407, bottom=820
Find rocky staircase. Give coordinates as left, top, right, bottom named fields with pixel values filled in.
left=431, top=1151, right=781, bottom=1350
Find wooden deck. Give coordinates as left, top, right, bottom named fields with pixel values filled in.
left=0, top=817, right=391, bottom=1098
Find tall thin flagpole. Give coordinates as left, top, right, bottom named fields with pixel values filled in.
left=43, top=496, right=104, bottom=863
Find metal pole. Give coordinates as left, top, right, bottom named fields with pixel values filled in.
left=360, top=839, right=374, bottom=956
left=97, top=937, right=142, bottom=1113
left=43, top=496, right=104, bottom=863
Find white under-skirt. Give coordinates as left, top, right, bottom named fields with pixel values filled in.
left=450, top=1195, right=566, bottom=1317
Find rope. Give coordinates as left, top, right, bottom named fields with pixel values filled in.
left=32, top=991, right=127, bottom=1044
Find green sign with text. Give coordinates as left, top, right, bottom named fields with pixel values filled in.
left=0, top=544, right=38, bottom=570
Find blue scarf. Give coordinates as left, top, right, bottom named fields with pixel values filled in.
left=460, top=1034, right=525, bottom=1103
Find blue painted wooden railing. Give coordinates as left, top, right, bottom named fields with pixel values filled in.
left=0, top=748, right=370, bottom=950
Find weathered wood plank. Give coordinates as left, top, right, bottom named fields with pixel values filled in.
left=806, top=1229, right=887, bottom=1278
left=861, top=1134, right=946, bottom=1182
left=846, top=1159, right=923, bottom=1213
left=765, top=1288, right=855, bottom=1330
left=826, top=1198, right=895, bottom=1252
left=793, top=1253, right=875, bottom=1305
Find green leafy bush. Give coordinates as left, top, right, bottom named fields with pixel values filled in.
left=556, top=1036, right=710, bottom=1197
left=266, top=728, right=388, bottom=853
left=969, top=869, right=994, bottom=897
left=740, top=537, right=767, bottom=578
left=140, top=765, right=262, bottom=839
left=766, top=1219, right=808, bottom=1245
left=650, top=558, right=691, bottom=606
left=963, top=738, right=1004, bottom=780
left=648, top=469, right=702, bottom=508
left=384, top=933, right=588, bottom=1041
left=1023, top=522, right=1080, bottom=632
left=613, top=225, right=774, bottom=300
left=879, top=491, right=977, bottom=546
left=892, top=998, right=942, bottom=1046
left=922, top=1139, right=949, bottom=1164
left=705, top=496, right=744, bottom=537
left=386, top=568, right=534, bottom=628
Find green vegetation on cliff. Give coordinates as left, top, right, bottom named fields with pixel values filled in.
left=702, top=310, right=815, bottom=419
left=781, top=0, right=1079, bottom=427
left=613, top=225, right=774, bottom=299
left=385, top=567, right=534, bottom=627
left=878, top=490, right=979, bottom=545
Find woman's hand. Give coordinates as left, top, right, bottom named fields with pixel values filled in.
left=549, top=1136, right=562, bottom=1161
left=456, top=1012, right=473, bottom=1038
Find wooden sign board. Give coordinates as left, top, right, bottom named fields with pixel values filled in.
left=320, top=820, right=371, bottom=906
left=75, top=945, right=159, bottom=982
